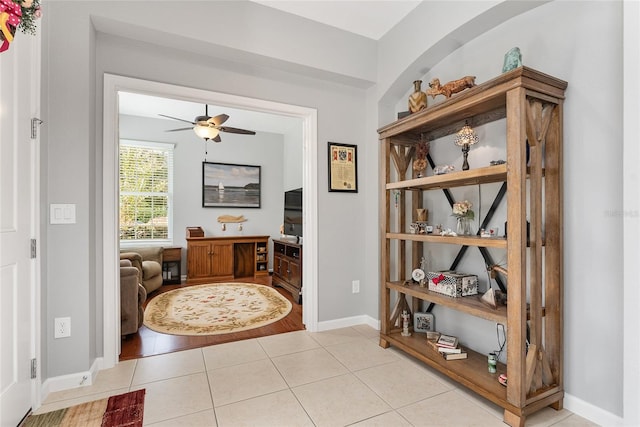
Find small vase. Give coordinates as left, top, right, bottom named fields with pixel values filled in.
left=408, top=80, right=427, bottom=113
left=456, top=217, right=472, bottom=236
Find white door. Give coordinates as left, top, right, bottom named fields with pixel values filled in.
left=0, top=33, right=40, bottom=427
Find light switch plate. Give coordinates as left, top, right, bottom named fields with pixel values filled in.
left=50, top=204, right=76, bottom=224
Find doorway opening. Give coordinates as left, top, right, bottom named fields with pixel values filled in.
left=103, top=75, right=318, bottom=368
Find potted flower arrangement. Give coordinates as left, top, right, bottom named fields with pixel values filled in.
left=452, top=200, right=474, bottom=235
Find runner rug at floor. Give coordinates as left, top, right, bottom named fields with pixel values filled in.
left=144, top=282, right=293, bottom=335
left=22, top=389, right=145, bottom=427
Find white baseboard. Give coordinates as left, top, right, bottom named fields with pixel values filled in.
left=40, top=357, right=103, bottom=402
left=564, top=393, right=624, bottom=426
left=316, top=314, right=379, bottom=332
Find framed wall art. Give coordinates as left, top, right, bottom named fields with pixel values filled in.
left=413, top=312, right=435, bottom=333
left=328, top=142, right=358, bottom=192
left=202, top=162, right=261, bottom=208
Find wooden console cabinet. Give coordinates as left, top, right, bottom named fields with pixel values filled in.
left=186, top=235, right=269, bottom=284
left=272, top=239, right=302, bottom=304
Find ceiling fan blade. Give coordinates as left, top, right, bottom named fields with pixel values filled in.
left=159, top=114, right=196, bottom=125
left=166, top=127, right=193, bottom=132
left=219, top=126, right=256, bottom=135
left=212, top=134, right=222, bottom=143
left=207, top=114, right=229, bottom=126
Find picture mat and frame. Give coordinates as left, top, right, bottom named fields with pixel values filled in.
left=202, top=161, right=261, bottom=208
left=328, top=142, right=358, bottom=192
left=414, top=312, right=435, bottom=333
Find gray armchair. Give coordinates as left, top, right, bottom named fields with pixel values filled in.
left=120, top=246, right=164, bottom=294
left=120, top=259, right=146, bottom=337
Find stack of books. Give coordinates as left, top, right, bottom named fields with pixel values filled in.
left=428, top=333, right=468, bottom=360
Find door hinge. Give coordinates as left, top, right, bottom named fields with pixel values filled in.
left=30, top=117, right=43, bottom=139
left=30, top=358, right=37, bottom=379
left=30, top=239, right=36, bottom=259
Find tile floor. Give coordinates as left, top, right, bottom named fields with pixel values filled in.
left=37, top=325, right=599, bottom=426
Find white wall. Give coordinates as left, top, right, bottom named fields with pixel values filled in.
left=381, top=0, right=624, bottom=420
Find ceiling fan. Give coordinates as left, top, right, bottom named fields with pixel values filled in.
left=159, top=105, right=256, bottom=142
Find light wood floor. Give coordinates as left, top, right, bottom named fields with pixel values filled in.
left=119, top=275, right=304, bottom=361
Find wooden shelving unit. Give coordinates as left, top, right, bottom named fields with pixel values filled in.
left=378, top=67, right=566, bottom=427
left=272, top=239, right=302, bottom=304
left=255, top=240, right=269, bottom=275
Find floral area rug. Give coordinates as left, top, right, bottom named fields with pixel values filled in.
left=143, top=283, right=292, bottom=336
left=22, top=389, right=145, bottom=427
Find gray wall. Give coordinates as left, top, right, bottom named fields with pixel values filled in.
left=283, top=124, right=304, bottom=191
left=39, top=0, right=631, bottom=421
left=379, top=0, right=624, bottom=418
left=41, top=1, right=372, bottom=379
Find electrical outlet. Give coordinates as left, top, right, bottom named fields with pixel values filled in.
left=352, top=280, right=360, bottom=294
left=54, top=317, right=71, bottom=339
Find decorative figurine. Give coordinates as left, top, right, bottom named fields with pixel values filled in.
left=502, top=47, right=522, bottom=73
left=427, top=76, right=476, bottom=99
left=401, top=310, right=411, bottom=336
left=434, top=165, right=455, bottom=175
left=413, top=137, right=430, bottom=177
left=408, top=80, right=428, bottom=113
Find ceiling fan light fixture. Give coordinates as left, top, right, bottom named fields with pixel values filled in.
left=194, top=125, right=219, bottom=141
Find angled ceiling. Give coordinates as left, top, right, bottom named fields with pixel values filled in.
left=250, top=0, right=422, bottom=40
left=119, top=1, right=422, bottom=132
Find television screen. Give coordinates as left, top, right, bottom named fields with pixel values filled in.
left=283, top=188, right=303, bottom=237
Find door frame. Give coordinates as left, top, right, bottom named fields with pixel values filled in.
left=102, top=74, right=318, bottom=368
left=0, top=31, right=42, bottom=422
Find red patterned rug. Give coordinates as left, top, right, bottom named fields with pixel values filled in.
left=22, top=389, right=145, bottom=427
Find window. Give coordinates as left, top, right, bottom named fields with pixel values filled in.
left=119, top=140, right=174, bottom=245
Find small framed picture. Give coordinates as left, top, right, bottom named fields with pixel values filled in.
left=413, top=312, right=435, bottom=333
left=328, top=142, right=358, bottom=192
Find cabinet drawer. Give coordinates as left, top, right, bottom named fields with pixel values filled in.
left=163, top=247, right=182, bottom=262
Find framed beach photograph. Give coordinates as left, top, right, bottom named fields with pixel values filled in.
left=202, top=162, right=261, bottom=208
left=328, top=142, right=358, bottom=192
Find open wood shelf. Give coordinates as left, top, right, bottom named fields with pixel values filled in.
left=387, top=281, right=508, bottom=323
left=378, top=67, right=566, bottom=427
left=381, top=331, right=563, bottom=418
left=386, top=164, right=507, bottom=191
left=386, top=232, right=507, bottom=248
left=388, top=281, right=545, bottom=323
left=378, top=67, right=567, bottom=140
left=381, top=332, right=512, bottom=410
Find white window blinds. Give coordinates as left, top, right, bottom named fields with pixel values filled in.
left=119, top=140, right=174, bottom=244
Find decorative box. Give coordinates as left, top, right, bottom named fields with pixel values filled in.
left=186, top=226, right=205, bottom=238
left=427, top=271, right=478, bottom=298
